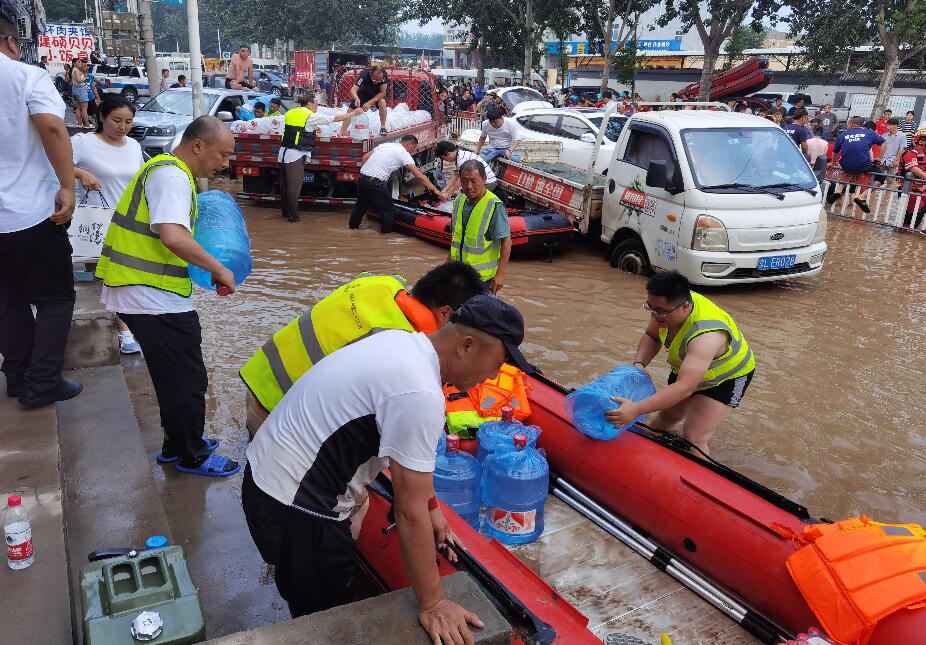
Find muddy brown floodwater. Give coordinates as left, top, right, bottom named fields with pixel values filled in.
left=194, top=202, right=926, bottom=526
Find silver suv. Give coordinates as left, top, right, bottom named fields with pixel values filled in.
left=129, top=87, right=265, bottom=156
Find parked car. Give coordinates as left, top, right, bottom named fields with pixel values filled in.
left=256, top=70, right=289, bottom=98
left=514, top=108, right=627, bottom=174
left=493, top=86, right=553, bottom=114
left=128, top=87, right=263, bottom=156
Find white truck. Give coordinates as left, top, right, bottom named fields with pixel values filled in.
left=494, top=104, right=827, bottom=285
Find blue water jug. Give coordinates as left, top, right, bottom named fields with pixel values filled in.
left=434, top=434, right=482, bottom=530
left=476, top=406, right=540, bottom=462
left=482, top=433, right=548, bottom=545
left=564, top=364, right=656, bottom=440
left=188, top=191, right=253, bottom=290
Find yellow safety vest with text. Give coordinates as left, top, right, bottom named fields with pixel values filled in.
left=450, top=191, right=502, bottom=281
left=94, top=154, right=197, bottom=296
left=281, top=106, right=314, bottom=150
left=240, top=274, right=416, bottom=412
left=659, top=292, right=755, bottom=391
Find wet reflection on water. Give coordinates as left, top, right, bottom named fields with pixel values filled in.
left=195, top=206, right=926, bottom=524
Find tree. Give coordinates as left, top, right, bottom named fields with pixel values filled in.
left=43, top=0, right=85, bottom=23
left=786, top=0, right=926, bottom=118
left=612, top=37, right=646, bottom=86
left=722, top=24, right=765, bottom=70
left=657, top=0, right=782, bottom=100
left=580, top=0, right=655, bottom=92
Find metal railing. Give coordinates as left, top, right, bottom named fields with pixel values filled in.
left=821, top=168, right=926, bottom=233
left=449, top=110, right=481, bottom=139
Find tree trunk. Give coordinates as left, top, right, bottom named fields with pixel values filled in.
left=600, top=1, right=616, bottom=92
left=475, top=37, right=487, bottom=87
left=698, top=49, right=719, bottom=101
left=871, top=48, right=900, bottom=120
left=523, top=0, right=534, bottom=76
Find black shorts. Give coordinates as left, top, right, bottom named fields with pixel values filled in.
left=669, top=369, right=754, bottom=408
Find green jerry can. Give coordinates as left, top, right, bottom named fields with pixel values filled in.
left=80, top=545, right=206, bottom=644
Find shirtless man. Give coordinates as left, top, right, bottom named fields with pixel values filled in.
left=226, top=45, right=254, bottom=90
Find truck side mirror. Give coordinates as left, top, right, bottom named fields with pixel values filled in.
left=646, top=160, right=669, bottom=189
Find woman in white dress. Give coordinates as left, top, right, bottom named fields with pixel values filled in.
left=72, top=97, right=145, bottom=354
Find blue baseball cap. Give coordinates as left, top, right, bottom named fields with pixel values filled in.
left=450, top=295, right=535, bottom=373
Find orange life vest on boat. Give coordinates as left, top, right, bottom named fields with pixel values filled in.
left=786, top=516, right=926, bottom=645
left=443, top=364, right=531, bottom=439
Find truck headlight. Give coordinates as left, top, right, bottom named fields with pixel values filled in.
left=813, top=214, right=827, bottom=243
left=692, top=215, right=728, bottom=251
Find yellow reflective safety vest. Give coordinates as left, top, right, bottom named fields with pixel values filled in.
left=450, top=191, right=503, bottom=281
left=240, top=273, right=435, bottom=412
left=281, top=106, right=315, bottom=151
left=95, top=154, right=197, bottom=296
left=659, top=292, right=755, bottom=391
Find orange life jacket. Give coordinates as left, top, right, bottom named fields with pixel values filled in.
left=394, top=290, right=437, bottom=334
left=443, top=384, right=496, bottom=439
left=443, top=364, right=530, bottom=438
left=785, top=516, right=926, bottom=645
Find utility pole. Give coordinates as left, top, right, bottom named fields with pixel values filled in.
left=186, top=0, right=204, bottom=119
left=138, top=0, right=160, bottom=96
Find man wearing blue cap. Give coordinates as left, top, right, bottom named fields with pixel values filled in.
left=243, top=294, right=533, bottom=643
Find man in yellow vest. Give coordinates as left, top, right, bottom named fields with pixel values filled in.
left=95, top=116, right=241, bottom=477
left=241, top=261, right=485, bottom=438
left=607, top=271, right=756, bottom=456
left=449, top=160, right=512, bottom=294
left=279, top=96, right=359, bottom=222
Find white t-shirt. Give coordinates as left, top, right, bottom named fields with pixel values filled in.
left=72, top=133, right=144, bottom=207
left=481, top=117, right=520, bottom=149
left=360, top=142, right=414, bottom=181
left=247, top=330, right=445, bottom=521
left=456, top=149, right=497, bottom=185
left=100, top=164, right=196, bottom=314
left=0, top=55, right=66, bottom=233
left=277, top=112, right=336, bottom=164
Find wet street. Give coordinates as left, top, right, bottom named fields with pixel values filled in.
left=193, top=201, right=925, bottom=526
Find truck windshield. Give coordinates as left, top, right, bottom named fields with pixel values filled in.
left=502, top=88, right=546, bottom=111
left=681, top=128, right=817, bottom=192
left=141, top=91, right=219, bottom=116
left=586, top=116, right=626, bottom=142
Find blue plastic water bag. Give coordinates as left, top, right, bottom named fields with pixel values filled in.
left=434, top=434, right=482, bottom=530
left=189, top=191, right=253, bottom=290
left=476, top=406, right=541, bottom=462
left=564, top=364, right=656, bottom=440
left=482, top=433, right=548, bottom=545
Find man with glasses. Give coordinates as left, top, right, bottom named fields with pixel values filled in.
left=606, top=271, right=755, bottom=456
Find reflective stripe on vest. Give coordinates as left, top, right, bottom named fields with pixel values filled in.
left=450, top=191, right=502, bottom=280
left=239, top=273, right=420, bottom=412
left=659, top=292, right=755, bottom=391
left=94, top=155, right=197, bottom=296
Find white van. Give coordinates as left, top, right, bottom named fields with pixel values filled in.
left=601, top=110, right=827, bottom=284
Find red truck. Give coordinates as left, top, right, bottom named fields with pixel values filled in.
left=231, top=67, right=447, bottom=207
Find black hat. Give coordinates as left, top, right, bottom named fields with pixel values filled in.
left=450, top=294, right=535, bottom=373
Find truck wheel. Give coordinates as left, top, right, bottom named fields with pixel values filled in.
left=122, top=87, right=138, bottom=103
left=609, top=238, right=651, bottom=275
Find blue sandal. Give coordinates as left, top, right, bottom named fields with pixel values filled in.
left=156, top=437, right=220, bottom=464
left=175, top=452, right=240, bottom=478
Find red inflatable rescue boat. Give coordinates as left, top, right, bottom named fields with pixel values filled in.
left=524, top=372, right=926, bottom=644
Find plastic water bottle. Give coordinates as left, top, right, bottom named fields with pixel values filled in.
left=565, top=364, right=656, bottom=440
left=434, top=435, right=482, bottom=530
left=476, top=406, right=541, bottom=462
left=5, top=496, right=34, bottom=569
left=482, top=433, right=548, bottom=545
left=188, top=191, right=253, bottom=291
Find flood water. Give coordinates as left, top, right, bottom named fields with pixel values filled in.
left=195, top=202, right=926, bottom=525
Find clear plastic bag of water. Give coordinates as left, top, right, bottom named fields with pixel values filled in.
left=188, top=191, right=253, bottom=290
left=476, top=419, right=541, bottom=462
left=565, top=364, right=656, bottom=440
left=482, top=435, right=548, bottom=544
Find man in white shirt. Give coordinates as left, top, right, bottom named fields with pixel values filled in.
left=475, top=107, right=521, bottom=163
left=243, top=294, right=534, bottom=641
left=348, top=134, right=442, bottom=233
left=95, top=116, right=240, bottom=476
left=434, top=140, right=498, bottom=198
left=0, top=16, right=81, bottom=408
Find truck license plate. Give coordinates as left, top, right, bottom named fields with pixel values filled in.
left=756, top=254, right=796, bottom=271
left=303, top=172, right=315, bottom=183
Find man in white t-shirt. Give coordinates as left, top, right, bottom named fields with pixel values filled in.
left=475, top=107, right=521, bottom=163
left=434, top=140, right=498, bottom=198
left=243, top=294, right=534, bottom=640
left=0, top=17, right=81, bottom=408
left=96, top=116, right=240, bottom=477
left=348, top=134, right=442, bottom=233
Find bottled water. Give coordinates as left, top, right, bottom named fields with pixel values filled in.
left=188, top=191, right=253, bottom=290
left=434, top=435, right=482, bottom=530
left=565, top=364, right=656, bottom=440
left=476, top=406, right=541, bottom=462
left=482, top=433, right=549, bottom=545
left=5, top=496, right=34, bottom=569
